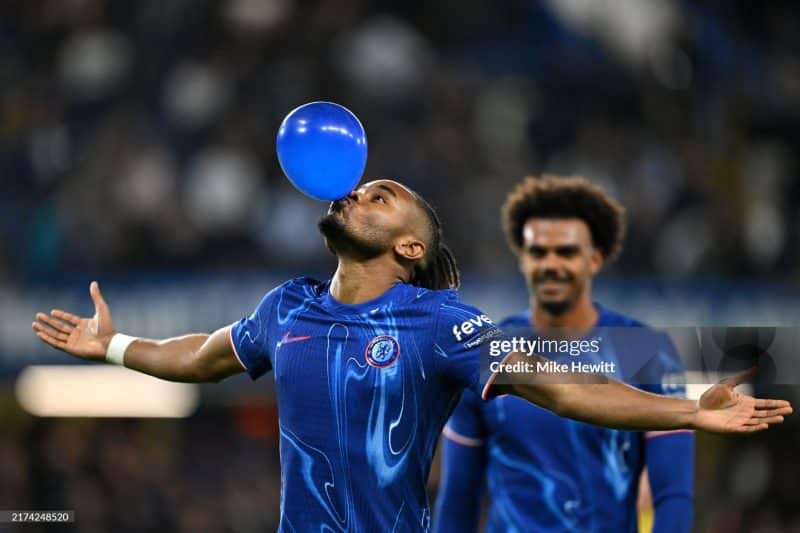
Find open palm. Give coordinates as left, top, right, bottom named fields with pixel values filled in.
left=32, top=281, right=117, bottom=361
left=695, top=368, right=792, bottom=433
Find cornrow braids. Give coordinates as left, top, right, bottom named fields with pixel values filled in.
left=410, top=195, right=461, bottom=290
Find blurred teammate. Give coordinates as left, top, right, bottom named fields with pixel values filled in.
left=434, top=176, right=693, bottom=532
left=32, top=180, right=790, bottom=532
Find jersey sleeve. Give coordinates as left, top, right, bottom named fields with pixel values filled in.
left=229, top=286, right=281, bottom=380
left=443, top=389, right=487, bottom=446
left=632, top=331, right=694, bottom=440
left=433, top=396, right=487, bottom=533
left=646, top=431, right=695, bottom=533
left=636, top=332, right=687, bottom=397
left=432, top=292, right=504, bottom=397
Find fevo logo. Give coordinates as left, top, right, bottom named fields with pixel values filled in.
left=451, top=315, right=494, bottom=342
left=365, top=335, right=401, bottom=368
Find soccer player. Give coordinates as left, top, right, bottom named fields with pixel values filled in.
left=434, top=176, right=694, bottom=532
left=32, top=179, right=790, bottom=532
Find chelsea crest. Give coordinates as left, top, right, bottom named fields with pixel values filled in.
left=365, top=335, right=401, bottom=368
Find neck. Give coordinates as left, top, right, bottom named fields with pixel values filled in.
left=329, top=255, right=408, bottom=304
left=531, top=290, right=598, bottom=337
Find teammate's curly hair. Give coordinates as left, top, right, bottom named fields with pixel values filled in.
left=410, top=195, right=460, bottom=291
left=502, top=175, right=626, bottom=262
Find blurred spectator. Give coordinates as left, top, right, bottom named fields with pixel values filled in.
left=2, top=1, right=800, bottom=531
left=0, top=410, right=282, bottom=532
left=1, top=0, right=799, bottom=283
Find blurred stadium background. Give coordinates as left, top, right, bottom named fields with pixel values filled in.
left=2, top=0, right=800, bottom=531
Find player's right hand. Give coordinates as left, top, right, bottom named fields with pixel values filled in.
left=32, top=281, right=117, bottom=361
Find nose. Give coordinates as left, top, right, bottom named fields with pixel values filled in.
left=540, top=250, right=558, bottom=266
left=536, top=251, right=563, bottom=274
left=347, top=190, right=361, bottom=203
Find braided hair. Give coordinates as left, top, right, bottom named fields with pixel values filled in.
left=409, top=195, right=460, bottom=290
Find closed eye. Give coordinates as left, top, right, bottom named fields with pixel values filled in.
left=527, top=246, right=546, bottom=258
left=555, top=246, right=579, bottom=258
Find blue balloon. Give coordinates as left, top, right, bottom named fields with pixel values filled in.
left=276, top=102, right=368, bottom=201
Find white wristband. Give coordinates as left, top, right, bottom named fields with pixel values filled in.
left=106, top=333, right=137, bottom=365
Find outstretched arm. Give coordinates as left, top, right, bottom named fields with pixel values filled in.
left=486, top=352, right=792, bottom=434
left=117, top=327, right=242, bottom=383
left=32, top=281, right=244, bottom=383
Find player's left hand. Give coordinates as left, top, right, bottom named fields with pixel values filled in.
left=694, top=368, right=792, bottom=433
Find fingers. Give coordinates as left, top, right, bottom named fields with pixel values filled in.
left=741, top=407, right=788, bottom=428
left=736, top=423, right=769, bottom=433
left=754, top=398, right=792, bottom=411
left=90, top=281, right=109, bottom=313
left=755, top=415, right=784, bottom=425
left=756, top=406, right=793, bottom=418
left=31, top=321, right=70, bottom=343
left=35, top=312, right=74, bottom=335
left=51, top=309, right=81, bottom=326
left=33, top=328, right=68, bottom=351
left=741, top=397, right=792, bottom=429
left=741, top=413, right=784, bottom=425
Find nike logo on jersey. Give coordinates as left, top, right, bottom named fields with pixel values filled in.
left=279, top=331, right=312, bottom=347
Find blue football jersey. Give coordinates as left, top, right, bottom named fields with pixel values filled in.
left=443, top=305, right=687, bottom=533
left=230, top=277, right=502, bottom=532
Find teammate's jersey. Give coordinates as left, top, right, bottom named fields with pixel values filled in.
left=230, top=277, right=501, bottom=532
left=443, top=305, right=686, bottom=533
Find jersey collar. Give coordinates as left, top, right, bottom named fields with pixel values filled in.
left=320, top=281, right=411, bottom=315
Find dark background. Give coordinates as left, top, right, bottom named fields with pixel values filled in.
left=1, top=1, right=799, bottom=531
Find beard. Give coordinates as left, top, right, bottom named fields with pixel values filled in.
left=531, top=271, right=579, bottom=316
left=317, top=212, right=390, bottom=260
left=537, top=298, right=574, bottom=316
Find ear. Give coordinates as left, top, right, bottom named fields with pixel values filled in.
left=394, top=237, right=426, bottom=262
left=589, top=247, right=604, bottom=275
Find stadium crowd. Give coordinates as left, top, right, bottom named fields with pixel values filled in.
left=1, top=0, right=799, bottom=283
left=1, top=408, right=799, bottom=532
left=1, top=1, right=799, bottom=531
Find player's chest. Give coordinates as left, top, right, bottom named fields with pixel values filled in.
left=486, top=397, right=641, bottom=464
left=270, top=319, right=414, bottom=392
left=486, top=395, right=572, bottom=438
